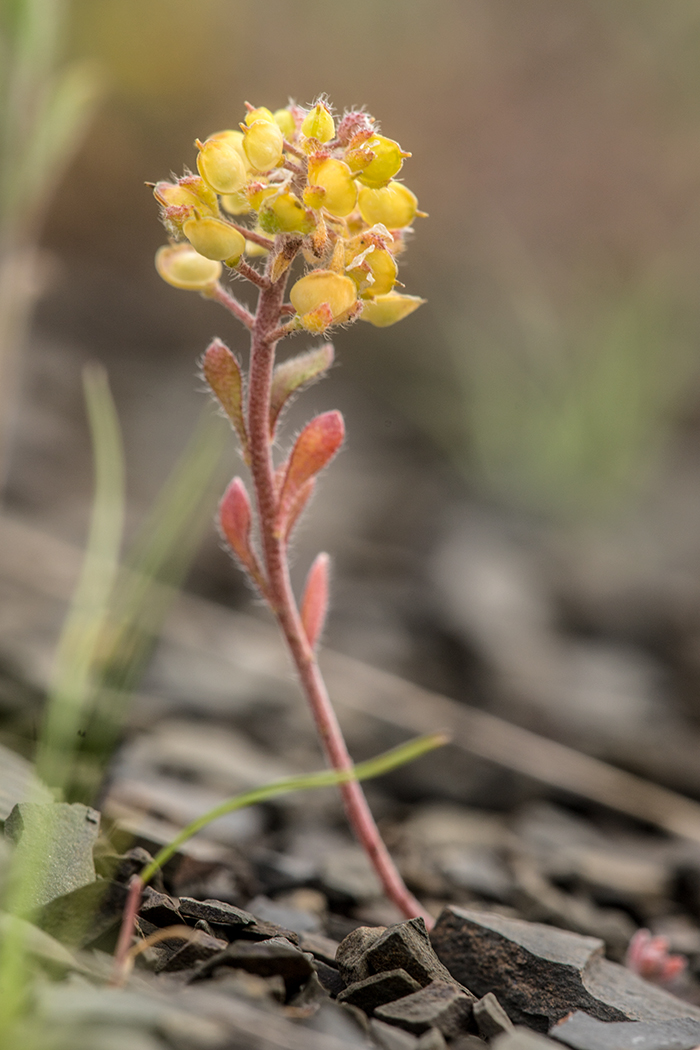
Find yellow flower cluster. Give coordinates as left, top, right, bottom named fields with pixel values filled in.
left=154, top=99, right=425, bottom=330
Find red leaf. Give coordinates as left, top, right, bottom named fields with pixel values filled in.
left=276, top=411, right=344, bottom=533
left=203, top=339, right=248, bottom=454
left=219, top=477, right=254, bottom=569
left=301, top=553, right=330, bottom=650
left=283, top=478, right=315, bottom=543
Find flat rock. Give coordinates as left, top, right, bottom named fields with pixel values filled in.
left=138, top=886, right=183, bottom=927
left=178, top=896, right=255, bottom=930
left=195, top=934, right=314, bottom=996
left=474, top=992, right=514, bottom=1039
left=4, top=802, right=99, bottom=908
left=493, top=1029, right=564, bottom=1050
left=430, top=907, right=700, bottom=1031
left=37, top=880, right=128, bottom=948
left=375, top=979, right=474, bottom=1038
left=336, top=924, right=387, bottom=984
left=338, top=968, right=422, bottom=1013
left=366, top=918, right=466, bottom=989
left=370, top=1017, right=420, bottom=1049
left=551, top=1011, right=700, bottom=1050
left=299, top=931, right=341, bottom=966
left=159, top=929, right=228, bottom=972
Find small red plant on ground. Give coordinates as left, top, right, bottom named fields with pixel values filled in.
left=152, top=98, right=427, bottom=921
left=625, top=928, right=687, bottom=985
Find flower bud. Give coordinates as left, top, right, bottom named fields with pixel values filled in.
left=245, top=105, right=275, bottom=125
left=306, top=157, right=357, bottom=217
left=274, top=108, right=296, bottom=139
left=336, top=110, right=374, bottom=145
left=259, top=192, right=315, bottom=235
left=197, top=137, right=247, bottom=194
left=206, top=129, right=251, bottom=169
left=220, top=190, right=251, bottom=216
left=243, top=119, right=284, bottom=172
left=155, top=244, right=221, bottom=291
left=347, top=245, right=398, bottom=298
left=290, top=271, right=357, bottom=330
left=301, top=102, right=335, bottom=143
left=357, top=135, right=408, bottom=188
left=359, top=292, right=425, bottom=327
left=182, top=216, right=246, bottom=263
left=358, top=182, right=418, bottom=229
left=246, top=182, right=276, bottom=211
left=154, top=177, right=218, bottom=215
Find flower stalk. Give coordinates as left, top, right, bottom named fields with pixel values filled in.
left=152, top=97, right=430, bottom=925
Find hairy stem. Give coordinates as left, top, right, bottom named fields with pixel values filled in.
left=246, top=271, right=431, bottom=925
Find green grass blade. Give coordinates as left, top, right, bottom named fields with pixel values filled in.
left=140, top=732, right=449, bottom=885
left=35, top=363, right=125, bottom=793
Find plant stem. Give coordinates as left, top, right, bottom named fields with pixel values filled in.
left=246, top=273, right=432, bottom=926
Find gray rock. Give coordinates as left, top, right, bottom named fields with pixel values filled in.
left=493, top=1029, right=563, bottom=1050
left=430, top=906, right=700, bottom=1031
left=336, top=924, right=387, bottom=984
left=338, top=968, right=422, bottom=1013
left=370, top=1018, right=420, bottom=1049
left=474, top=993, right=514, bottom=1039
left=299, top=930, right=341, bottom=966
left=4, top=802, right=99, bottom=908
left=37, top=879, right=128, bottom=947
left=316, top=959, right=346, bottom=997
left=159, top=929, right=228, bottom=972
left=417, top=1030, right=448, bottom=1050
left=366, top=918, right=466, bottom=990
left=375, top=980, right=474, bottom=1038
left=195, top=934, right=314, bottom=996
left=138, top=886, right=183, bottom=927
left=177, top=896, right=255, bottom=930
left=551, top=1011, right=700, bottom=1050
left=247, top=893, right=321, bottom=934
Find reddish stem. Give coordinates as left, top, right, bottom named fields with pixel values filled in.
left=245, top=269, right=431, bottom=926
left=208, top=283, right=254, bottom=328
left=110, top=875, right=143, bottom=985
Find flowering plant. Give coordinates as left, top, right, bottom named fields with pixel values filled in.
left=152, top=97, right=428, bottom=923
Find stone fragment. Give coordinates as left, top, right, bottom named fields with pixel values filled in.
left=37, top=880, right=128, bottom=948
left=551, top=1011, right=700, bottom=1050
left=177, top=896, right=255, bottom=930
left=138, top=887, right=183, bottom=927
left=493, top=1029, right=563, bottom=1050
left=4, top=802, right=99, bottom=909
left=316, top=959, right=346, bottom=997
left=336, top=924, right=387, bottom=984
left=474, top=993, right=514, bottom=1039
left=195, top=935, right=314, bottom=996
left=247, top=893, right=321, bottom=933
left=338, top=968, right=422, bottom=1014
left=159, top=929, right=228, bottom=972
left=236, top=918, right=301, bottom=944
left=430, top=906, right=700, bottom=1031
left=417, top=1030, right=448, bottom=1050
left=367, top=918, right=465, bottom=989
left=370, top=1017, right=420, bottom=1049
left=451, top=1037, right=489, bottom=1050
left=375, top=980, right=473, bottom=1038
left=299, top=930, right=341, bottom=965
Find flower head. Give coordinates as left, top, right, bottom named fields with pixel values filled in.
left=153, top=98, right=425, bottom=332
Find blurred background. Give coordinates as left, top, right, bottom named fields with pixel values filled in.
left=5, top=0, right=700, bottom=807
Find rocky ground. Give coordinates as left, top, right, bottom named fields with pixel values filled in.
left=5, top=310, right=700, bottom=1046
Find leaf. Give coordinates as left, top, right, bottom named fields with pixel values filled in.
left=301, top=553, right=329, bottom=649
left=269, top=343, right=334, bottom=437
left=219, top=477, right=254, bottom=570
left=283, top=477, right=315, bottom=543
left=202, top=338, right=248, bottom=455
left=275, top=411, right=344, bottom=534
